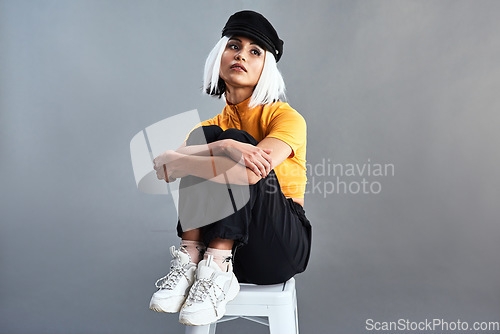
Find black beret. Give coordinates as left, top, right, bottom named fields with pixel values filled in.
left=222, top=10, right=284, bottom=62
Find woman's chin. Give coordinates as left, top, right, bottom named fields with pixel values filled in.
left=224, top=81, right=256, bottom=91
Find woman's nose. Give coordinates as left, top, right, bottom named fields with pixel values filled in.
left=235, top=52, right=246, bottom=61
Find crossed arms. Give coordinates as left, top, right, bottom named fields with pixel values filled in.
left=153, top=137, right=292, bottom=185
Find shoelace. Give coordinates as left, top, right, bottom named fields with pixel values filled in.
left=155, top=264, right=190, bottom=290
left=185, top=277, right=226, bottom=316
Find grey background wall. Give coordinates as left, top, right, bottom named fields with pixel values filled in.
left=1, top=1, right=499, bottom=333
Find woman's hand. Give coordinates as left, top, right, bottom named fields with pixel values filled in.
left=153, top=150, right=179, bottom=182
left=223, top=140, right=273, bottom=178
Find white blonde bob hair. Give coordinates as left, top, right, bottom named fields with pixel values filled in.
left=203, top=36, right=286, bottom=108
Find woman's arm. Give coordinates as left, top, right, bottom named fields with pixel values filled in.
left=255, top=137, right=292, bottom=169
left=174, top=139, right=274, bottom=178
left=174, top=140, right=227, bottom=156
left=154, top=137, right=290, bottom=185
left=155, top=151, right=263, bottom=185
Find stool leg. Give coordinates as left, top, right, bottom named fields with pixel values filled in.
left=268, top=304, right=297, bottom=334
left=184, top=323, right=216, bottom=334
left=294, top=291, right=299, bottom=334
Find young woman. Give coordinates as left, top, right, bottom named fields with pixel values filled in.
left=149, top=10, right=312, bottom=326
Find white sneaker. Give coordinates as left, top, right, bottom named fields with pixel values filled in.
left=149, top=245, right=197, bottom=313
left=179, top=255, right=240, bottom=326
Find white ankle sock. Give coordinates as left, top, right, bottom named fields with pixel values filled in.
left=204, top=247, right=232, bottom=272
left=180, top=240, right=206, bottom=264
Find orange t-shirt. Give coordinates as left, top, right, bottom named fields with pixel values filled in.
left=190, top=97, right=307, bottom=198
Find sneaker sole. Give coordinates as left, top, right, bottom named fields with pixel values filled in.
left=149, top=295, right=186, bottom=313
left=179, top=278, right=240, bottom=326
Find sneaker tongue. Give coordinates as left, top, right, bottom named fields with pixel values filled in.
left=197, top=257, right=221, bottom=278
left=170, top=246, right=191, bottom=266
left=176, top=249, right=191, bottom=264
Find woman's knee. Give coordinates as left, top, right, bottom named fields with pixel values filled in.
left=218, top=128, right=258, bottom=145
left=186, top=125, right=223, bottom=145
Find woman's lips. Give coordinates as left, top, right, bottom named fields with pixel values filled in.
left=230, top=63, right=247, bottom=72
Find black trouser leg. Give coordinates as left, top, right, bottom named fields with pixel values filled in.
left=177, top=125, right=312, bottom=284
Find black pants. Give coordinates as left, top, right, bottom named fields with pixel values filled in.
left=176, top=125, right=312, bottom=285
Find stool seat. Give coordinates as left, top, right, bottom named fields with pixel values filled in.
left=185, top=277, right=298, bottom=334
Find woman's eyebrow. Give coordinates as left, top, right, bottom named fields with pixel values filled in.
left=229, top=38, right=262, bottom=49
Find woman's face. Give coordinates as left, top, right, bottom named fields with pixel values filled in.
left=219, top=36, right=265, bottom=91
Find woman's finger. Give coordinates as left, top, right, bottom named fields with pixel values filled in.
left=253, top=159, right=266, bottom=178
left=246, top=157, right=262, bottom=178
left=261, top=148, right=273, bottom=159
left=259, top=150, right=272, bottom=164
left=153, top=157, right=162, bottom=169
left=156, top=168, right=165, bottom=180
left=262, top=157, right=271, bottom=176
left=255, top=151, right=271, bottom=175
left=263, top=152, right=273, bottom=166
left=247, top=162, right=261, bottom=178
left=163, top=164, right=169, bottom=183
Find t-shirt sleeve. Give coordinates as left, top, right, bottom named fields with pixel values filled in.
left=266, top=107, right=307, bottom=158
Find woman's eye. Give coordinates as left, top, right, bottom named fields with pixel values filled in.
left=228, top=44, right=238, bottom=50
left=251, top=49, right=262, bottom=56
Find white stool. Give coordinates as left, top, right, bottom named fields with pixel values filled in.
left=184, top=277, right=299, bottom=334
